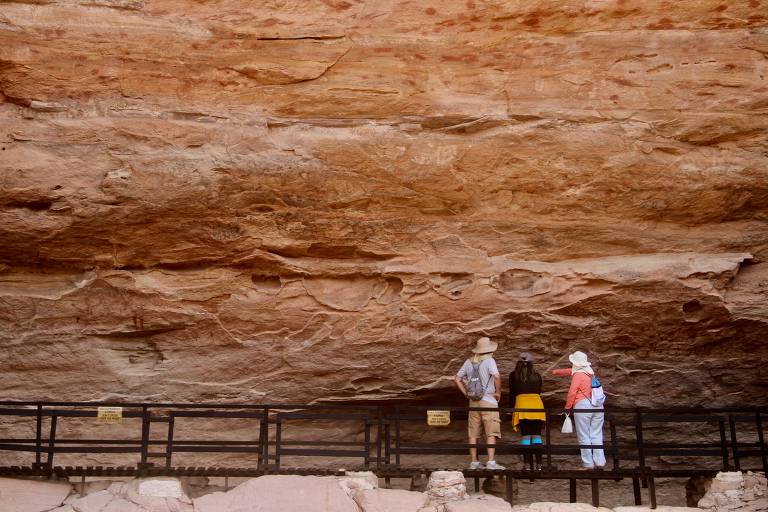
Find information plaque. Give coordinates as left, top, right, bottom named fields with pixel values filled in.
left=97, top=406, right=123, bottom=424
left=426, top=410, right=451, bottom=426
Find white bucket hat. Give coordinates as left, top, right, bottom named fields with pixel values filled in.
left=568, top=351, right=589, bottom=367
left=471, top=336, right=498, bottom=354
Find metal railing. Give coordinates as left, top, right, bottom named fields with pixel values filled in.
left=0, top=401, right=765, bottom=508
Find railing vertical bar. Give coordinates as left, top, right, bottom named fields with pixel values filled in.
left=569, top=478, right=577, bottom=503
left=383, top=419, right=391, bottom=488
left=34, top=404, right=42, bottom=467
left=757, top=411, right=767, bottom=475
left=591, top=478, right=600, bottom=507
left=609, top=416, right=619, bottom=472
left=635, top=409, right=646, bottom=481
left=165, top=416, right=174, bottom=469
left=648, top=472, right=657, bottom=510
left=728, top=414, right=740, bottom=472
left=376, top=406, right=382, bottom=470
left=632, top=476, right=642, bottom=505
left=46, top=415, right=57, bottom=468
left=384, top=421, right=391, bottom=465
left=505, top=473, right=514, bottom=505
left=545, top=409, right=552, bottom=469
left=275, top=417, right=282, bottom=471
left=139, top=406, right=150, bottom=471
left=718, top=418, right=729, bottom=471
left=395, top=407, right=401, bottom=467
left=364, top=418, right=371, bottom=469
left=260, top=406, right=269, bottom=470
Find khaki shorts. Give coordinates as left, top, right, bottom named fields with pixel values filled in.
left=468, top=400, right=501, bottom=439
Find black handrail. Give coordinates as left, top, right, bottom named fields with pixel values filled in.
left=0, top=401, right=766, bottom=509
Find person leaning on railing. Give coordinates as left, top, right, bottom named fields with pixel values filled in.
left=552, top=350, right=606, bottom=469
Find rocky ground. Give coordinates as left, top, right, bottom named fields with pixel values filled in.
left=1, top=470, right=766, bottom=512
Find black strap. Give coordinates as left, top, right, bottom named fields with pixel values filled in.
left=470, top=360, right=492, bottom=394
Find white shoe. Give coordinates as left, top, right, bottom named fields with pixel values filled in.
left=469, top=461, right=483, bottom=470
left=486, top=460, right=506, bottom=470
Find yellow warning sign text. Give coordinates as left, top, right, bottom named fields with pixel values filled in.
left=427, top=410, right=451, bottom=426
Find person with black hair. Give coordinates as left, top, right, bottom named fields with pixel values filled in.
left=508, top=352, right=546, bottom=469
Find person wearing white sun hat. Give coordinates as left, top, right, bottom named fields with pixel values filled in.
left=455, top=336, right=505, bottom=471
left=552, top=350, right=606, bottom=469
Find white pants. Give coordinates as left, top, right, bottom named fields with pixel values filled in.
left=574, top=398, right=606, bottom=468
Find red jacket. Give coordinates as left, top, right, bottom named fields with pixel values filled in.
left=552, top=369, right=592, bottom=409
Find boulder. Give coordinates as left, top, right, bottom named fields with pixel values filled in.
left=614, top=507, right=701, bottom=512
left=0, top=477, right=71, bottom=512
left=59, top=478, right=193, bottom=512
left=58, top=490, right=116, bottom=512
left=193, top=475, right=360, bottom=512
left=338, top=471, right=379, bottom=495
left=698, top=471, right=768, bottom=512
left=426, top=471, right=469, bottom=505
left=353, top=488, right=429, bottom=512
left=445, top=494, right=512, bottom=512
left=511, top=503, right=611, bottom=512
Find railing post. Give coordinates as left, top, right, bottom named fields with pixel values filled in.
left=395, top=407, right=401, bottom=467
left=165, top=416, right=175, bottom=469
left=757, top=411, right=767, bottom=475
left=635, top=409, right=646, bottom=476
left=569, top=478, right=577, bottom=503
left=260, top=406, right=269, bottom=470
left=34, top=404, right=42, bottom=468
left=545, top=409, right=552, bottom=469
left=609, top=416, right=619, bottom=473
left=728, top=414, right=740, bottom=472
left=46, top=415, right=57, bottom=470
left=275, top=416, right=282, bottom=471
left=505, top=473, right=514, bottom=505
left=364, top=418, right=371, bottom=469
left=633, top=476, right=642, bottom=505
left=648, top=471, right=657, bottom=510
left=591, top=478, right=600, bottom=507
left=139, top=405, right=150, bottom=472
left=384, top=421, right=391, bottom=465
left=376, top=407, right=382, bottom=470
left=718, top=418, right=729, bottom=471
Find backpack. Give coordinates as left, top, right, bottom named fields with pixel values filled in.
left=590, top=374, right=606, bottom=407
left=466, top=360, right=490, bottom=401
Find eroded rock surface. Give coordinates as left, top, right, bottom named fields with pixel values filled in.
left=55, top=478, right=194, bottom=512
left=0, top=1, right=767, bottom=408
left=193, top=475, right=360, bottom=512
left=0, top=477, right=71, bottom=512
left=697, top=471, right=768, bottom=512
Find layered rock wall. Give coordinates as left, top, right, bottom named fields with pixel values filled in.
left=1, top=0, right=767, bottom=404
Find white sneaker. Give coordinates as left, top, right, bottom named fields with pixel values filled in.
left=486, top=460, right=506, bottom=470
left=469, top=461, right=483, bottom=470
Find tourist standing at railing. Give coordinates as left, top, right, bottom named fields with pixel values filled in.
left=454, top=336, right=506, bottom=470
left=552, top=351, right=606, bottom=469
left=509, top=352, right=546, bottom=469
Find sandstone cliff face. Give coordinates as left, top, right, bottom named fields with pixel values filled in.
left=0, top=0, right=767, bottom=405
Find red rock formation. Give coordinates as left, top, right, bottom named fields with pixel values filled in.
left=1, top=0, right=767, bottom=404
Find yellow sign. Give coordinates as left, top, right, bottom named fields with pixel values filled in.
left=427, top=410, right=451, bottom=426
left=97, top=407, right=123, bottom=424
